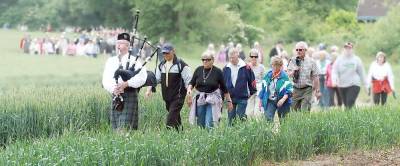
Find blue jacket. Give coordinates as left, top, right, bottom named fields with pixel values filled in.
left=223, top=60, right=257, bottom=100
left=258, top=70, right=293, bottom=108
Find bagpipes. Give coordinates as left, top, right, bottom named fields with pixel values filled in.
left=112, top=10, right=159, bottom=111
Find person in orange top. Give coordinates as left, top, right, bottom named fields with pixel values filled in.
left=367, top=52, right=395, bottom=105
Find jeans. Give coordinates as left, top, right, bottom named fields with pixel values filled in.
left=327, top=87, right=342, bottom=107
left=319, top=75, right=329, bottom=108
left=264, top=99, right=290, bottom=122
left=228, top=99, right=248, bottom=126
left=196, top=103, right=213, bottom=128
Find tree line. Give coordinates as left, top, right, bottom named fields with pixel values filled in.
left=0, top=0, right=358, bottom=43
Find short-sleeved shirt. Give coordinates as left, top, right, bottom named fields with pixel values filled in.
left=190, top=66, right=228, bottom=94
left=288, top=56, right=319, bottom=88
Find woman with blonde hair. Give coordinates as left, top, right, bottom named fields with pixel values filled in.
left=245, top=49, right=265, bottom=119
left=367, top=51, right=395, bottom=105
left=316, top=50, right=330, bottom=107
left=259, top=56, right=293, bottom=121
left=187, top=51, right=233, bottom=128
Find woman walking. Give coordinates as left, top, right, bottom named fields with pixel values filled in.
left=325, top=52, right=342, bottom=107
left=332, top=42, right=367, bottom=109
left=187, top=51, right=233, bottom=129
left=367, top=52, right=395, bottom=105
left=245, top=49, right=265, bottom=119
left=259, top=56, right=293, bottom=121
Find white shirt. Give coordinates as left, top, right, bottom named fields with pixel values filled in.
left=367, top=61, right=395, bottom=90
left=76, top=43, right=86, bottom=56
left=44, top=42, right=54, bottom=54
left=102, top=53, right=147, bottom=94
left=250, top=64, right=265, bottom=83
left=227, top=59, right=246, bottom=87
left=276, top=46, right=282, bottom=56
left=282, top=58, right=288, bottom=71
left=165, top=60, right=173, bottom=87
left=85, top=43, right=98, bottom=55
left=268, top=78, right=278, bottom=100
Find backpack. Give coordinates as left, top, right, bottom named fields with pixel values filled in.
left=157, top=58, right=187, bottom=95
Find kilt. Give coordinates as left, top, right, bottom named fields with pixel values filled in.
left=110, top=88, right=139, bottom=130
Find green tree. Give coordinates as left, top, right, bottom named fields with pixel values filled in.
left=132, top=0, right=241, bottom=43
left=358, top=6, right=400, bottom=60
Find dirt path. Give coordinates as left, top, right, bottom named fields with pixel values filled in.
left=262, top=147, right=400, bottom=166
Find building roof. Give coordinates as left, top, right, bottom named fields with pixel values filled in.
left=357, top=0, right=400, bottom=21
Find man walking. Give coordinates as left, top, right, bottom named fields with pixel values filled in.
left=146, top=43, right=192, bottom=131
left=287, top=41, right=320, bottom=112
left=223, top=48, right=257, bottom=125
left=102, top=33, right=147, bottom=130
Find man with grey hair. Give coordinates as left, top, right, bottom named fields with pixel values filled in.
left=223, top=48, right=257, bottom=125
left=287, top=41, right=320, bottom=111
left=102, top=33, right=147, bottom=130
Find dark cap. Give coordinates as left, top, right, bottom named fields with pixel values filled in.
left=161, top=43, right=174, bottom=53
left=117, top=33, right=130, bottom=42
left=344, top=42, right=353, bottom=49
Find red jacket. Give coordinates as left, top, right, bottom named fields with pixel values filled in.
left=325, top=63, right=334, bottom=88
left=372, top=77, right=392, bottom=93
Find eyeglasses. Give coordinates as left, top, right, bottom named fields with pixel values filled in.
left=250, top=56, right=258, bottom=58
left=202, top=59, right=212, bottom=62
left=296, top=48, right=307, bottom=52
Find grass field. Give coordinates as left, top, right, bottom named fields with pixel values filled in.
left=0, top=29, right=399, bottom=165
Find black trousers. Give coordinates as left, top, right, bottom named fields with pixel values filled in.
left=373, top=92, right=388, bottom=105
left=338, top=86, right=360, bottom=109
left=165, top=97, right=185, bottom=131
left=327, top=87, right=342, bottom=107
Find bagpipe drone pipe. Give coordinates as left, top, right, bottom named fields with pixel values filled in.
left=112, top=10, right=159, bottom=111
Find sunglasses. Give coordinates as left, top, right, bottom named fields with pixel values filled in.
left=202, top=59, right=212, bottom=62
left=250, top=56, right=258, bottom=58
left=296, top=48, right=307, bottom=52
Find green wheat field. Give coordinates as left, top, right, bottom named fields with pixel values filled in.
left=0, top=29, right=399, bottom=165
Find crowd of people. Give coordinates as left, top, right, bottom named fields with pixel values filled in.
left=18, top=27, right=157, bottom=60
left=103, top=32, right=397, bottom=132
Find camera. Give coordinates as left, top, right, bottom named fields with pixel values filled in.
left=293, top=57, right=301, bottom=83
